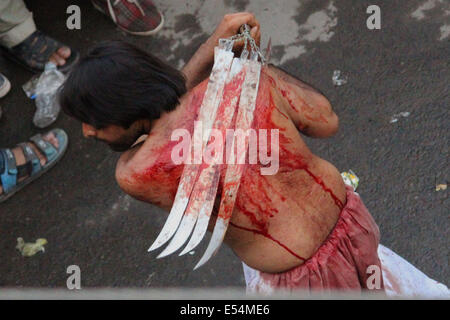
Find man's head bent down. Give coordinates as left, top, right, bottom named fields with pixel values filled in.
left=59, top=40, right=187, bottom=151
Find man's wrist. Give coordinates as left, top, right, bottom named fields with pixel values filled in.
left=201, top=39, right=216, bottom=58
left=205, top=34, right=219, bottom=49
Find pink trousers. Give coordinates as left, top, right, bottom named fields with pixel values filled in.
left=244, top=186, right=384, bottom=293
left=243, top=186, right=449, bottom=297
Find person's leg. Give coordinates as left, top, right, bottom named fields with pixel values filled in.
left=0, top=72, right=11, bottom=98
left=0, top=72, right=11, bottom=119
left=0, top=129, right=68, bottom=202
left=0, top=0, right=24, bottom=118
left=91, top=0, right=164, bottom=36
left=0, top=0, right=79, bottom=72
left=0, top=0, right=35, bottom=48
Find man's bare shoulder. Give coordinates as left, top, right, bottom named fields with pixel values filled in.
left=115, top=141, right=146, bottom=197
left=113, top=81, right=209, bottom=199
left=187, top=77, right=209, bottom=100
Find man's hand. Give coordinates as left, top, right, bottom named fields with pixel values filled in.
left=182, top=13, right=261, bottom=91
left=205, top=12, right=261, bottom=54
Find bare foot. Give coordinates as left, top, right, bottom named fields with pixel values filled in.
left=0, top=133, right=59, bottom=195
left=48, top=47, right=71, bottom=67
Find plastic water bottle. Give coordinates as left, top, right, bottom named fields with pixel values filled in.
left=32, top=63, right=66, bottom=128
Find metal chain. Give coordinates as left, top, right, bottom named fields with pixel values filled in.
left=218, top=24, right=267, bottom=64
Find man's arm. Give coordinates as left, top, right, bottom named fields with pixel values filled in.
left=182, top=12, right=261, bottom=91
left=266, top=65, right=339, bottom=138
left=115, top=150, right=173, bottom=211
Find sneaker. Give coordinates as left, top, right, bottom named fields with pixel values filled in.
left=0, top=73, right=11, bottom=98
left=92, top=0, right=164, bottom=36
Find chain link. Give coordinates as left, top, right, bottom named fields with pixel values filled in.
left=218, top=24, right=267, bottom=64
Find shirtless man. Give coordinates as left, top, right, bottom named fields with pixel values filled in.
left=60, top=13, right=449, bottom=296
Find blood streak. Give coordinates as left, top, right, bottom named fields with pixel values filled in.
left=273, top=105, right=289, bottom=119
left=131, top=81, right=208, bottom=199
left=229, top=222, right=306, bottom=261
left=304, top=168, right=344, bottom=210
left=131, top=71, right=344, bottom=262
left=265, top=71, right=328, bottom=124
left=227, top=70, right=344, bottom=261
left=227, top=74, right=304, bottom=260
left=282, top=88, right=328, bottom=124
left=257, top=70, right=343, bottom=209
left=131, top=141, right=184, bottom=199
left=185, top=69, right=248, bottom=217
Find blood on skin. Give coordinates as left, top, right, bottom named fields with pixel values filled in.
left=266, top=72, right=329, bottom=126
left=184, top=69, right=248, bottom=217
left=130, top=69, right=342, bottom=262
left=221, top=72, right=304, bottom=260
left=131, top=142, right=184, bottom=200
left=229, top=222, right=306, bottom=261
left=273, top=105, right=289, bottom=120
left=258, top=70, right=342, bottom=209
left=130, top=81, right=208, bottom=199
left=228, top=70, right=343, bottom=260
left=281, top=87, right=328, bottom=124
left=304, top=167, right=344, bottom=210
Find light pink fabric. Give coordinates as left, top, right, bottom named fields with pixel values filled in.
left=378, top=244, right=449, bottom=298
left=244, top=186, right=384, bottom=293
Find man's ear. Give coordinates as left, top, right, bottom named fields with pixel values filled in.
left=82, top=123, right=97, bottom=138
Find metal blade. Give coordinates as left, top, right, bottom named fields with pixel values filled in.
left=156, top=211, right=196, bottom=258
left=148, top=164, right=199, bottom=252
left=194, top=217, right=230, bottom=270
left=178, top=166, right=221, bottom=256
left=198, top=48, right=235, bottom=143
left=179, top=58, right=247, bottom=256
left=158, top=165, right=220, bottom=258
left=195, top=59, right=262, bottom=269
left=193, top=172, right=242, bottom=269
left=148, top=48, right=234, bottom=252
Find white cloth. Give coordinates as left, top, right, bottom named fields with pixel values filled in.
left=378, top=244, right=449, bottom=298
left=243, top=244, right=449, bottom=298
left=0, top=0, right=36, bottom=48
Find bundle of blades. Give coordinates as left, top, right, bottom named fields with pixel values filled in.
left=149, top=25, right=264, bottom=269
left=148, top=45, right=234, bottom=254
left=161, top=57, right=249, bottom=259
left=195, top=57, right=262, bottom=269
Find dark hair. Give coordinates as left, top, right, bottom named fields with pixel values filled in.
left=59, top=40, right=186, bottom=129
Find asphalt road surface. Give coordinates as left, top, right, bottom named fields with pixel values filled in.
left=0, top=0, right=448, bottom=289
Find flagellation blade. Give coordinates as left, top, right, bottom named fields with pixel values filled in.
left=195, top=60, right=262, bottom=269
left=178, top=58, right=248, bottom=256
left=148, top=164, right=200, bottom=252
left=158, top=166, right=220, bottom=258
left=149, top=48, right=234, bottom=253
